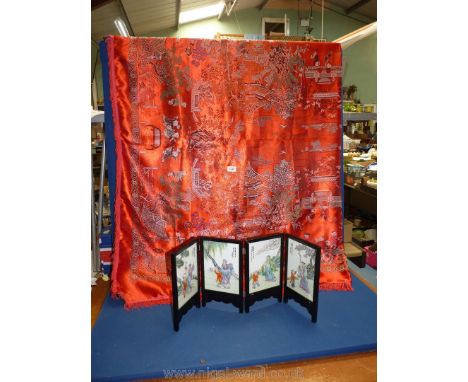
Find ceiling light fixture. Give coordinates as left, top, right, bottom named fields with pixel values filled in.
left=114, top=18, right=130, bottom=37
left=179, top=1, right=225, bottom=25
left=334, top=22, right=377, bottom=49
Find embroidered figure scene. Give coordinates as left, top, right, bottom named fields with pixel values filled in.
left=106, top=37, right=352, bottom=309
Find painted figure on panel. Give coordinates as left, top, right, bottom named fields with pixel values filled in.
left=263, top=255, right=277, bottom=282
left=251, top=271, right=260, bottom=289
left=176, top=243, right=198, bottom=308
left=187, top=263, right=195, bottom=287
left=214, top=268, right=222, bottom=286
left=298, top=262, right=310, bottom=293
left=219, top=259, right=236, bottom=288
left=289, top=270, right=297, bottom=288
left=203, top=240, right=240, bottom=295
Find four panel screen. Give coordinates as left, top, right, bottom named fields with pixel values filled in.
left=169, top=234, right=321, bottom=330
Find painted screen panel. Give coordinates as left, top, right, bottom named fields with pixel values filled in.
left=203, top=240, right=239, bottom=295
left=286, top=237, right=317, bottom=302
left=248, top=237, right=281, bottom=293
left=175, top=242, right=198, bottom=308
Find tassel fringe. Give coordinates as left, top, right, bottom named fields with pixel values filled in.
left=123, top=297, right=170, bottom=310
left=320, top=281, right=354, bottom=291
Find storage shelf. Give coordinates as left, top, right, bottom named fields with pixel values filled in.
left=344, top=183, right=377, bottom=199
left=343, top=112, right=377, bottom=122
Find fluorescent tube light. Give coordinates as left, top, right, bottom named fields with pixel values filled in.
left=333, top=22, right=377, bottom=49
left=179, top=1, right=225, bottom=25
left=114, top=18, right=130, bottom=37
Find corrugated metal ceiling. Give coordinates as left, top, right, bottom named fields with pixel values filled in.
left=91, top=0, right=377, bottom=41
left=123, top=0, right=178, bottom=36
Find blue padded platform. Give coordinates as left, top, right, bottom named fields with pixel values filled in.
left=92, top=275, right=376, bottom=381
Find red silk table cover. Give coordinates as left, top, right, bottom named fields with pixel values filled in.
left=106, top=36, right=352, bottom=309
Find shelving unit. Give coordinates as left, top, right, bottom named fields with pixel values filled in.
left=344, top=183, right=377, bottom=216
left=343, top=110, right=377, bottom=268
left=91, top=110, right=110, bottom=285
left=343, top=112, right=377, bottom=122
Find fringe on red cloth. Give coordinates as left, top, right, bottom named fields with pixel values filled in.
left=122, top=297, right=171, bottom=311
left=319, top=281, right=353, bottom=291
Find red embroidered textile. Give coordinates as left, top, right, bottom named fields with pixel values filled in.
left=106, top=36, right=352, bottom=309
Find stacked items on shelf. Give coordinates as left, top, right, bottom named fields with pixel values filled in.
left=342, top=84, right=376, bottom=114
left=99, top=228, right=113, bottom=277
left=344, top=215, right=377, bottom=269
left=342, top=85, right=377, bottom=190
left=341, top=86, right=377, bottom=270
left=342, top=85, right=377, bottom=150
left=353, top=223, right=377, bottom=270
left=361, top=162, right=377, bottom=193
left=92, top=144, right=111, bottom=225
left=92, top=120, right=113, bottom=278
left=344, top=219, right=365, bottom=268
left=343, top=146, right=377, bottom=190
left=343, top=117, right=376, bottom=145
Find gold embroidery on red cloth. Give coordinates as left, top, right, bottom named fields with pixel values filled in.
left=109, top=37, right=352, bottom=308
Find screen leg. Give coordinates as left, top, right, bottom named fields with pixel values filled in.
left=311, top=306, right=318, bottom=323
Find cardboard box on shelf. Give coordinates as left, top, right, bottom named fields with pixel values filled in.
left=344, top=242, right=366, bottom=268
left=344, top=219, right=353, bottom=243
left=344, top=242, right=362, bottom=258
left=352, top=236, right=375, bottom=248
left=91, top=123, right=103, bottom=139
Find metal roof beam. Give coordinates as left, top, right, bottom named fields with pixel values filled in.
left=346, top=0, right=371, bottom=15
left=91, top=0, right=114, bottom=11
left=312, top=0, right=374, bottom=23
left=176, top=0, right=181, bottom=29
left=259, top=0, right=270, bottom=10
